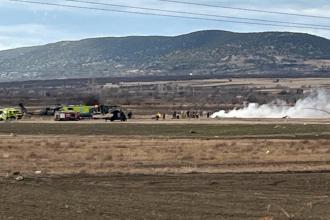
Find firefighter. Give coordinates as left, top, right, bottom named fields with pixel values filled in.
left=155, top=112, right=161, bottom=120
left=127, top=111, right=133, bottom=119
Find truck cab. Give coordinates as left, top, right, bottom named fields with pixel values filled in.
left=0, top=108, right=23, bottom=121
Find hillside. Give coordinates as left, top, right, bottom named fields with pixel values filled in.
left=1, top=30, right=330, bottom=81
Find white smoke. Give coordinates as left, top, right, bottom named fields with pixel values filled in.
left=212, top=89, right=330, bottom=119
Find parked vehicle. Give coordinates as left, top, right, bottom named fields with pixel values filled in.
left=0, top=108, right=23, bottom=121
left=60, top=105, right=92, bottom=118
left=54, top=111, right=80, bottom=121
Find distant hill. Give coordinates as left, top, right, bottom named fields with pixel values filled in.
left=1, top=30, right=330, bottom=81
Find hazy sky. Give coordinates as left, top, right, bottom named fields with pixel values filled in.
left=1, top=0, right=330, bottom=50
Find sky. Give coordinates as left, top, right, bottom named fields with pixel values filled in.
left=1, top=0, right=330, bottom=51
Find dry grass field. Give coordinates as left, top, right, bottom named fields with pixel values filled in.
left=0, top=135, right=330, bottom=176
left=1, top=121, right=330, bottom=219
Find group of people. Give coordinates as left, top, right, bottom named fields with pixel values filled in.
left=154, top=110, right=212, bottom=120
left=172, top=110, right=211, bottom=119
left=172, top=111, right=204, bottom=119
left=155, top=112, right=166, bottom=120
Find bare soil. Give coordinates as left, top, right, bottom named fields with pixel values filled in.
left=1, top=173, right=329, bottom=220
left=1, top=121, right=330, bottom=139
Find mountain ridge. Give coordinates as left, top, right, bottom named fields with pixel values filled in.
left=1, top=30, right=330, bottom=81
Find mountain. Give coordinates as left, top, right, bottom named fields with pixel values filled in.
left=1, top=30, right=330, bottom=81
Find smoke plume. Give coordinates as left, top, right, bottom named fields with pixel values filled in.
left=211, top=89, right=330, bottom=119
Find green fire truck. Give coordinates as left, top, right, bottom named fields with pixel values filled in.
left=59, top=105, right=93, bottom=117
left=0, top=108, right=23, bottom=121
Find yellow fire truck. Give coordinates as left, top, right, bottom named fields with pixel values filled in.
left=0, top=108, right=23, bottom=121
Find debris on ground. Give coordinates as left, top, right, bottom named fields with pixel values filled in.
left=15, top=176, right=24, bottom=181
left=189, top=129, right=197, bottom=134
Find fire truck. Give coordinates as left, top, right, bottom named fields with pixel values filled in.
left=0, top=108, right=23, bottom=121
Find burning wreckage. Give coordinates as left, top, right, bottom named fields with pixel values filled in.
left=212, top=89, right=330, bottom=119
left=54, top=105, right=127, bottom=121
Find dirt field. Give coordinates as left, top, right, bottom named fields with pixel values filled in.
left=1, top=121, right=330, bottom=219
left=2, top=120, right=330, bottom=138
left=1, top=173, right=329, bottom=220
